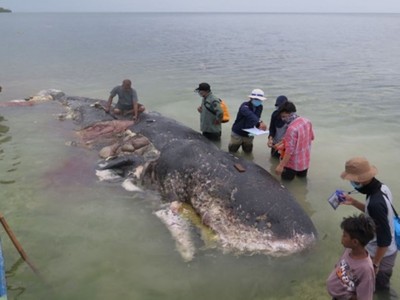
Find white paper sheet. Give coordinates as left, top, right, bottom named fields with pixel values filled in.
left=242, top=127, right=269, bottom=136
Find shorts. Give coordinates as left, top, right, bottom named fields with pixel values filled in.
left=116, top=102, right=133, bottom=111
left=115, top=102, right=145, bottom=113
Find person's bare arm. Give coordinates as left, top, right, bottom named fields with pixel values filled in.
left=133, top=102, right=139, bottom=120
left=341, top=195, right=365, bottom=212
left=105, top=95, right=114, bottom=112
left=275, top=152, right=291, bottom=175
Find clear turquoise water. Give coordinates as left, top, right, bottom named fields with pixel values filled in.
left=0, top=13, right=400, bottom=299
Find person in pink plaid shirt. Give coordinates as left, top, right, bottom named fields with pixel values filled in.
left=275, top=101, right=314, bottom=181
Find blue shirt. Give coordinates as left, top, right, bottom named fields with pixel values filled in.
left=231, top=101, right=263, bottom=137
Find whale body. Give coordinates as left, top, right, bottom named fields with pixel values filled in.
left=5, top=90, right=318, bottom=258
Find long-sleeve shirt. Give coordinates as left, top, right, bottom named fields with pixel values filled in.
left=200, top=92, right=223, bottom=134
left=268, top=109, right=287, bottom=144
left=231, top=101, right=263, bottom=137
left=282, top=116, right=314, bottom=171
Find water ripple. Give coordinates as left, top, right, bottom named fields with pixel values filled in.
left=0, top=116, right=19, bottom=185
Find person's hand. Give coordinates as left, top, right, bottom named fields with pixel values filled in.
left=104, top=106, right=110, bottom=113
left=267, top=138, right=273, bottom=148
left=133, top=115, right=138, bottom=121
left=275, top=163, right=284, bottom=175
left=340, top=194, right=355, bottom=206
left=197, top=106, right=202, bottom=113
left=259, top=122, right=267, bottom=131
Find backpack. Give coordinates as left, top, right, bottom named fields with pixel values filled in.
left=204, top=98, right=230, bottom=123
left=390, top=203, right=400, bottom=251
left=219, top=99, right=230, bottom=123
left=383, top=192, right=400, bottom=251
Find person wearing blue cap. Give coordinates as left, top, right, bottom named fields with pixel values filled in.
left=267, top=95, right=288, bottom=158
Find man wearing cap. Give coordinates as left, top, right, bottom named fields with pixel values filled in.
left=195, top=82, right=223, bottom=141
left=275, top=101, right=314, bottom=180
left=228, top=89, right=268, bottom=153
left=267, top=95, right=288, bottom=158
left=105, top=79, right=145, bottom=121
left=340, top=157, right=397, bottom=292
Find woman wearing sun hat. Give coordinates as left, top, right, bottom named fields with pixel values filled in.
left=228, top=88, right=268, bottom=153
left=340, top=156, right=397, bottom=292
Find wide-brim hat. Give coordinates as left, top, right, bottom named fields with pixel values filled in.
left=248, top=89, right=266, bottom=101
left=340, top=157, right=378, bottom=182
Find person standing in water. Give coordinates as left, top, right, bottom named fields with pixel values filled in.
left=195, top=82, right=223, bottom=141
left=340, top=157, right=397, bottom=293
left=267, top=95, right=288, bottom=158
left=228, top=88, right=268, bottom=153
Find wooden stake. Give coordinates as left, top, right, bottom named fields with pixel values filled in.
left=0, top=213, right=40, bottom=275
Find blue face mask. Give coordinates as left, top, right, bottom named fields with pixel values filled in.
left=350, top=181, right=363, bottom=189
left=252, top=99, right=262, bottom=107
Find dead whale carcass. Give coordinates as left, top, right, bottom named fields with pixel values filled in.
left=55, top=94, right=317, bottom=259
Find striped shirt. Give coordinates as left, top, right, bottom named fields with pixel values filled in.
left=283, top=116, right=314, bottom=171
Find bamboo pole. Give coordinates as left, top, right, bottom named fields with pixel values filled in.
left=0, top=213, right=40, bottom=275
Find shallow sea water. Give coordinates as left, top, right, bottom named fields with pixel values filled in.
left=0, top=12, right=400, bottom=299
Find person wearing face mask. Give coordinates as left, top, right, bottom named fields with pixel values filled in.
left=275, top=101, right=314, bottom=180
left=228, top=89, right=268, bottom=153
left=267, top=95, right=288, bottom=158
left=195, top=82, right=223, bottom=141
left=340, top=157, right=397, bottom=294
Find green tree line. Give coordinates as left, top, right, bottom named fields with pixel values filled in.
left=0, top=7, right=12, bottom=13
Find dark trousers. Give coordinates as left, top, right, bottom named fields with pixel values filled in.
left=281, top=167, right=308, bottom=181
left=270, top=147, right=281, bottom=159
left=202, top=131, right=221, bottom=141
left=375, top=251, right=397, bottom=291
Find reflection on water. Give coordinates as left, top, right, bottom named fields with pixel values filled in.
left=5, top=258, right=26, bottom=299
left=266, top=155, right=312, bottom=211
left=0, top=115, right=17, bottom=185
left=0, top=116, right=10, bottom=142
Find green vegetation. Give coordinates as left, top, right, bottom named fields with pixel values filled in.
left=0, top=7, right=12, bottom=13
